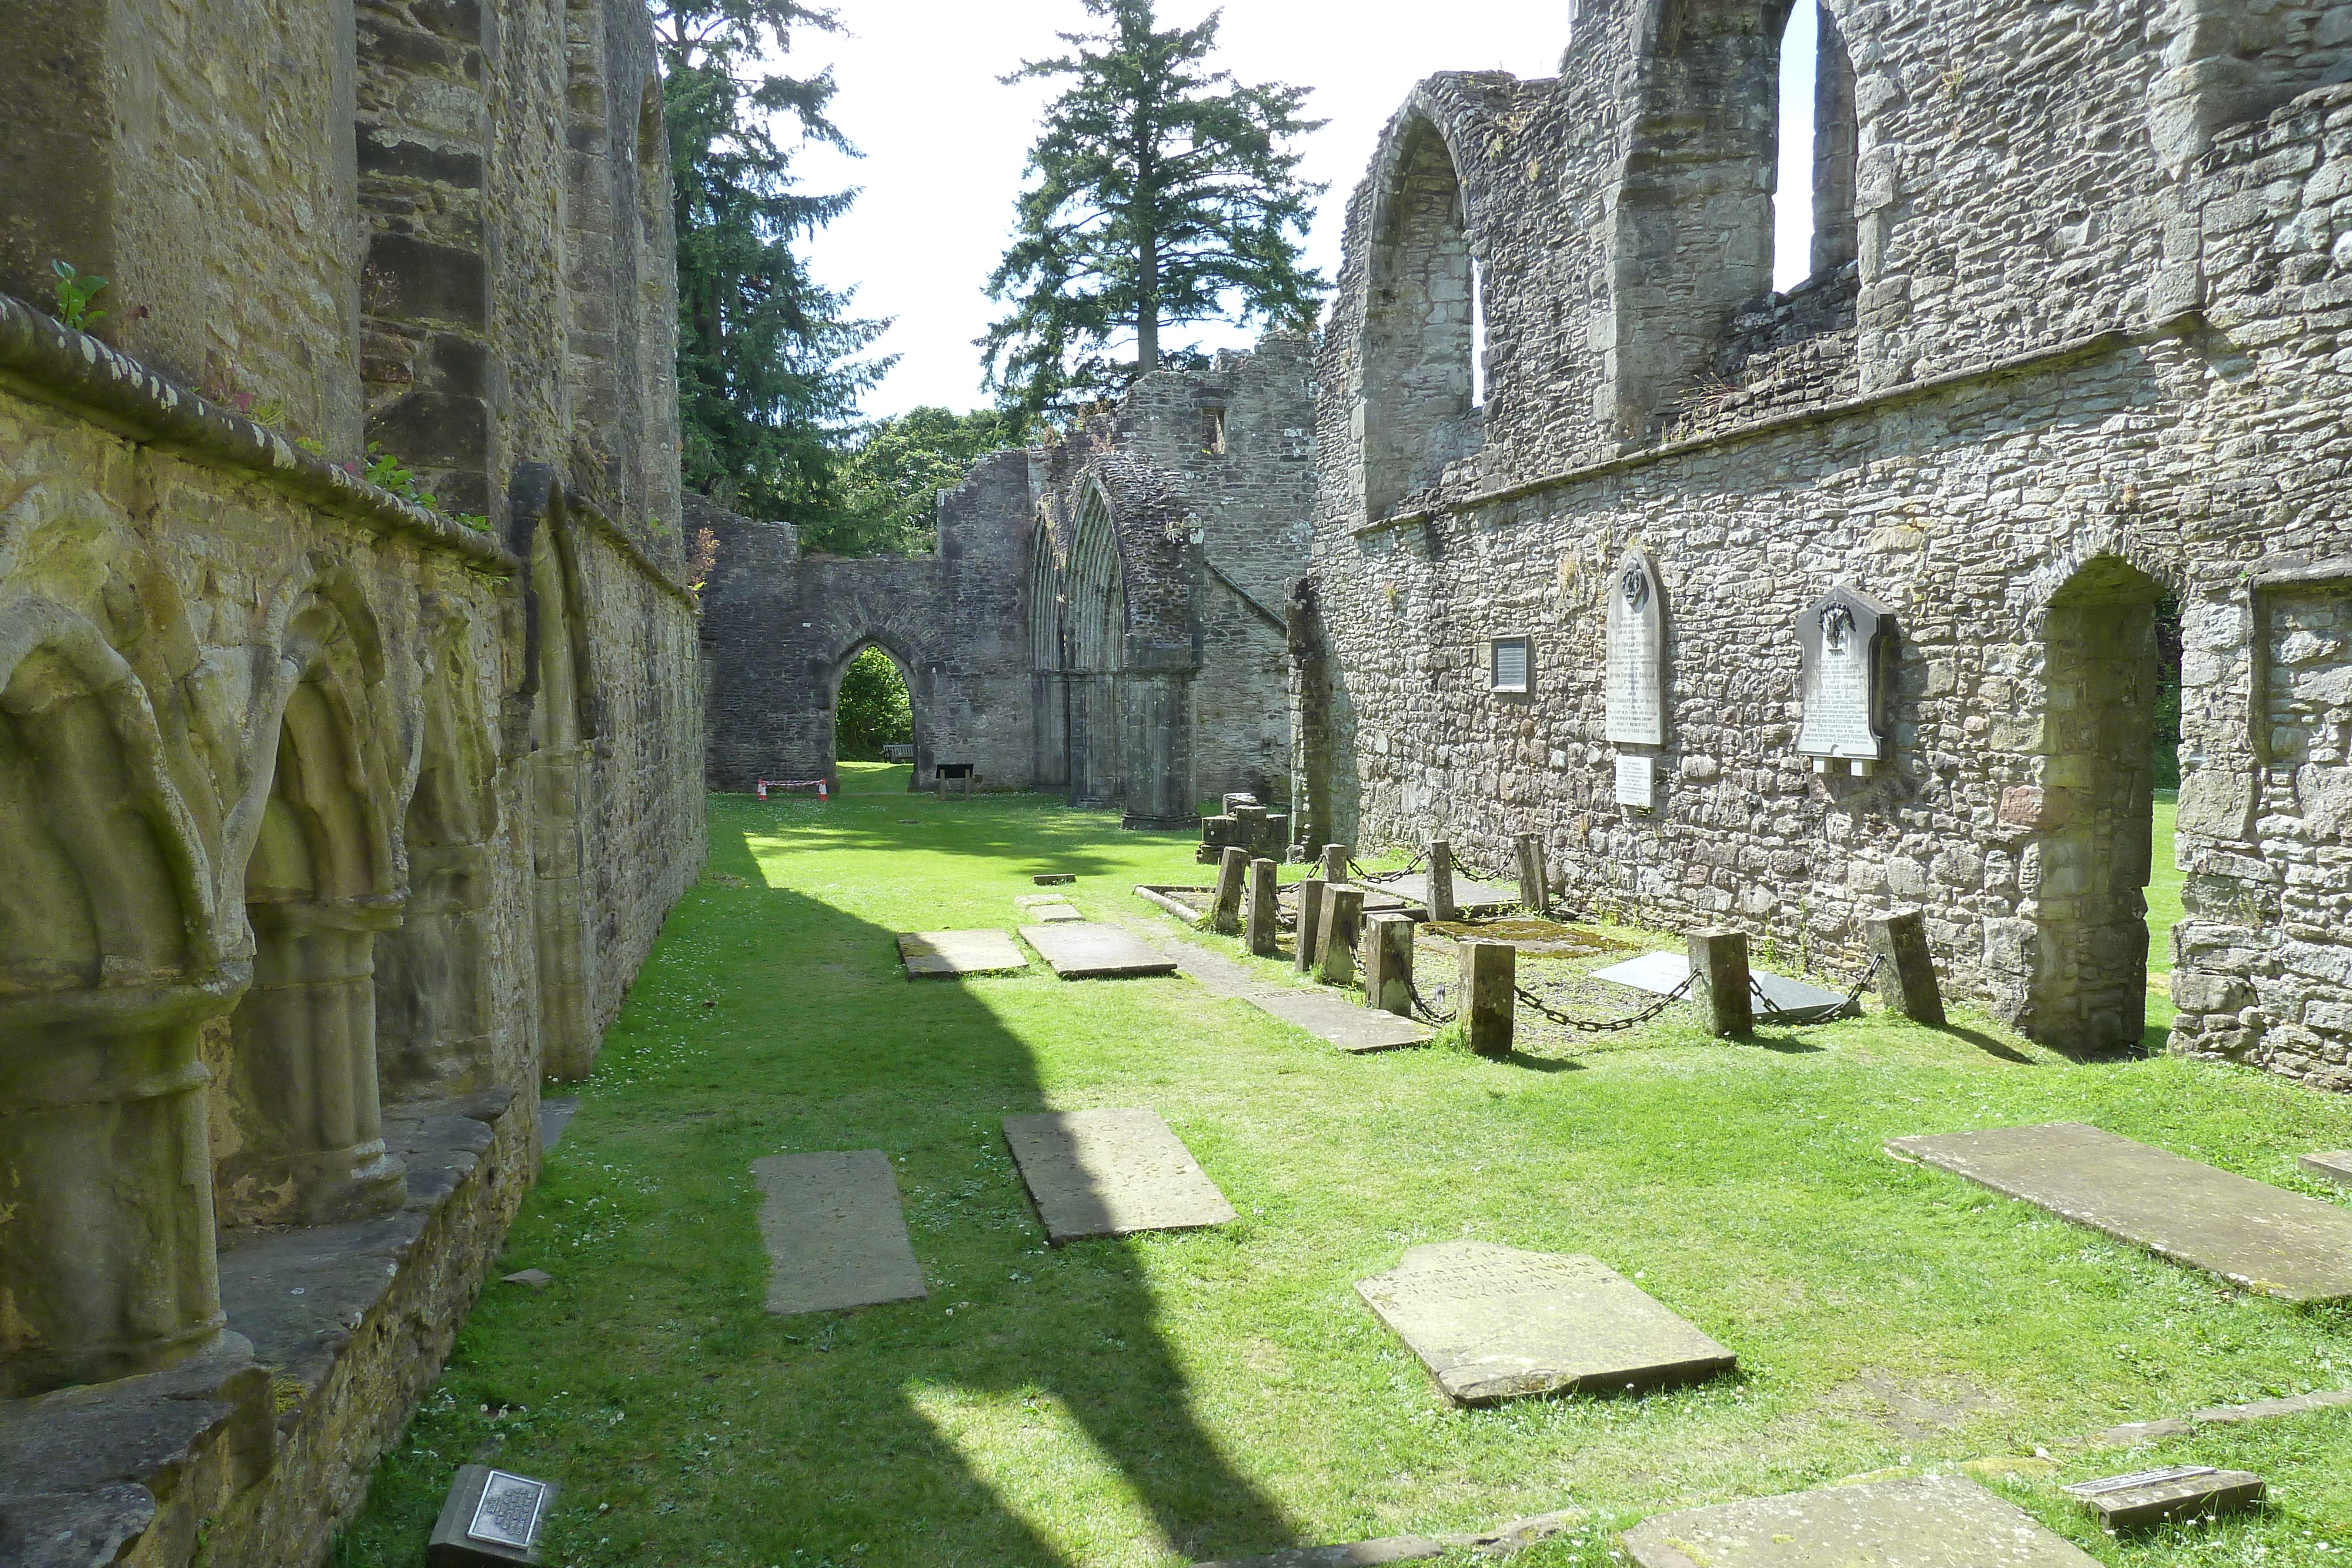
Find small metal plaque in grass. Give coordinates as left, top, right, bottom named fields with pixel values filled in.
left=429, top=1464, right=557, bottom=1564
left=1357, top=1241, right=1733, bottom=1406
left=2063, top=1466, right=2265, bottom=1530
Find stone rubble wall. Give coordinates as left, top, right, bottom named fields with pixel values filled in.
left=1308, top=1, right=2352, bottom=1087
left=699, top=340, right=1313, bottom=819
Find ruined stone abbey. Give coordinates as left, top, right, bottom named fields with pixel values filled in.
left=5, top=0, right=2352, bottom=1560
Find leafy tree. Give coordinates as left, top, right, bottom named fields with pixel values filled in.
left=980, top=0, right=1327, bottom=423
left=834, top=646, right=913, bottom=760
left=804, top=406, right=1029, bottom=556
left=654, top=0, right=891, bottom=523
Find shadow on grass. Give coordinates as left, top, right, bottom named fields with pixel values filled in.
left=727, top=785, right=1198, bottom=885
left=1933, top=1022, right=2039, bottom=1066
left=1739, top=1029, right=1827, bottom=1055
left=682, top=823, right=1296, bottom=1563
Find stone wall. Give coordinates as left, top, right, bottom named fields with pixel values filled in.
left=0, top=0, right=702, bottom=1554
left=700, top=339, right=1313, bottom=824
left=1305, top=0, right=2352, bottom=1088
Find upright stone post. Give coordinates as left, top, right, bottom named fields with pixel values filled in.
left=1363, top=913, right=1416, bottom=1015
left=1866, top=907, right=1946, bottom=1025
left=1427, top=839, right=1458, bottom=922
left=1319, top=842, right=1349, bottom=883
left=1515, top=834, right=1549, bottom=915
left=1244, top=858, right=1281, bottom=957
left=1461, top=940, right=1515, bottom=1055
left=1294, top=875, right=1325, bottom=972
left=1689, top=928, right=1753, bottom=1038
left=1210, top=845, right=1249, bottom=935
left=1317, top=885, right=1367, bottom=986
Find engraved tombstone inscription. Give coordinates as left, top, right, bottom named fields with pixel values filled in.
left=1795, top=583, right=1894, bottom=774
left=1606, top=549, right=1666, bottom=747
left=1615, top=753, right=1655, bottom=808
left=430, top=1463, right=557, bottom=1565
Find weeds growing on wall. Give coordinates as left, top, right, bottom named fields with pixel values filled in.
left=48, top=260, right=108, bottom=330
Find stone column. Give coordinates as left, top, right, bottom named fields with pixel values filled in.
left=1319, top=842, right=1349, bottom=883
left=1363, top=913, right=1416, bottom=1015
left=1210, top=846, right=1249, bottom=935
left=215, top=901, right=409, bottom=1226
left=1243, top=858, right=1281, bottom=957
left=533, top=740, right=600, bottom=1080
left=1293, top=876, right=1325, bottom=972
left=1688, top=928, right=1753, bottom=1038
left=0, top=981, right=235, bottom=1397
left=1317, top=885, right=1365, bottom=987
left=1514, top=834, right=1549, bottom=915
left=1427, top=839, right=1458, bottom=922
left=1866, top=907, right=1946, bottom=1025
left=1461, top=940, right=1515, bottom=1056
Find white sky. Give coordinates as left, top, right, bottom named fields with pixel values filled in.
left=791, top=1, right=1820, bottom=418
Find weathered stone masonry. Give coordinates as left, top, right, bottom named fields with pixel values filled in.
left=701, top=339, right=1314, bottom=825
left=0, top=0, right=702, bottom=1560
left=1303, top=0, right=2352, bottom=1088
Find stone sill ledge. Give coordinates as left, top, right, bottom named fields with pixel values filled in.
left=0, top=294, right=520, bottom=576
left=0, top=1086, right=528, bottom=1567
left=1354, top=321, right=2156, bottom=539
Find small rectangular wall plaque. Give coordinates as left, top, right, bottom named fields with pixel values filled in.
left=1615, top=753, right=1655, bottom=807
left=430, top=1464, right=558, bottom=1565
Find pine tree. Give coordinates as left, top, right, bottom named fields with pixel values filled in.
left=655, top=1, right=891, bottom=523
left=980, top=0, right=1327, bottom=422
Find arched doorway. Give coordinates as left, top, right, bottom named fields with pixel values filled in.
left=1063, top=486, right=1125, bottom=808
left=2023, top=554, right=2174, bottom=1053
left=833, top=643, right=916, bottom=772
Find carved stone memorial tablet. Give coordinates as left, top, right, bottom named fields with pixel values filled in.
left=1606, top=548, right=1666, bottom=745
left=1621, top=1475, right=2100, bottom=1567
left=1003, top=1108, right=1237, bottom=1242
left=2063, top=1465, right=2265, bottom=1530
left=1615, top=753, right=1655, bottom=808
left=1354, top=1240, right=1734, bottom=1406
left=429, top=1464, right=559, bottom=1565
left=1795, top=582, right=1893, bottom=774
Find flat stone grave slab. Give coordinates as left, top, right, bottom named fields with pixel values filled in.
left=1019, top=921, right=1178, bottom=979
left=538, top=1095, right=578, bottom=1151
left=1002, top=1108, right=1235, bottom=1243
left=1355, top=1240, right=1734, bottom=1406
left=1593, top=950, right=1847, bottom=1014
left=1620, top=1475, right=2099, bottom=1567
left=750, top=1150, right=928, bottom=1315
left=1026, top=902, right=1084, bottom=923
left=1031, top=872, right=1075, bottom=885
left=2063, top=1465, right=2264, bottom=1530
left=2301, top=1149, right=2352, bottom=1188
left=1252, top=987, right=1432, bottom=1052
left=897, top=930, right=1027, bottom=978
left=1889, top=1122, right=2352, bottom=1302
left=1194, top=1541, right=1442, bottom=1568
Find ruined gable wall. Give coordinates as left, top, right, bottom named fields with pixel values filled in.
left=1310, top=2, right=2352, bottom=1085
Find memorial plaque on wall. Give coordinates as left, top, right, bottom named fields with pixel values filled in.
left=1615, top=753, right=1656, bottom=808
left=1605, top=548, right=1666, bottom=746
left=1795, top=583, right=1894, bottom=774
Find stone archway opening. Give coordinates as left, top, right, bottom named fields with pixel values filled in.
left=833, top=644, right=916, bottom=767
left=2028, top=556, right=2173, bottom=1055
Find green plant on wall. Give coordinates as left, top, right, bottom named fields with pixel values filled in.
left=833, top=646, right=913, bottom=761
left=360, top=443, right=439, bottom=511
left=49, top=261, right=108, bottom=330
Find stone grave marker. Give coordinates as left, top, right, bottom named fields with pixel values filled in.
left=1031, top=872, right=1075, bottom=885
left=1379, top=870, right=1516, bottom=914
left=1620, top=1475, right=2099, bottom=1567
left=1253, top=987, right=1432, bottom=1052
left=1795, top=582, right=1894, bottom=776
left=1020, top=922, right=1179, bottom=979
left=1426, top=840, right=1458, bottom=921
left=1319, top=842, right=1350, bottom=882
left=1194, top=1540, right=1443, bottom=1567
left=1355, top=1240, right=1734, bottom=1405
left=429, top=1464, right=559, bottom=1565
left=1316, top=884, right=1366, bottom=985
left=1514, top=834, right=1550, bottom=914
left=1460, top=941, right=1514, bottom=1055
left=1886, top=1122, right=2352, bottom=1302
left=1866, top=905, right=1946, bottom=1024
left=1594, top=951, right=1847, bottom=1016
left=750, top=1150, right=927, bottom=1315
left=1002, top=1108, right=1236, bottom=1243
left=1028, top=902, right=1084, bottom=922
left=1244, top=858, right=1281, bottom=957
left=2301, top=1149, right=2352, bottom=1188
left=1688, top=928, right=1752, bottom=1037
left=1293, top=875, right=1325, bottom=972
left=898, top=930, right=1028, bottom=978
left=1363, top=912, right=1415, bottom=1015
left=537, top=1096, right=578, bottom=1151
left=1606, top=547, right=1666, bottom=747
left=2063, top=1465, right=2264, bottom=1530
left=1211, top=845, right=1250, bottom=934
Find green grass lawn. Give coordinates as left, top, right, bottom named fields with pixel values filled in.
left=2151, top=788, right=2183, bottom=976
left=333, top=768, right=2351, bottom=1567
